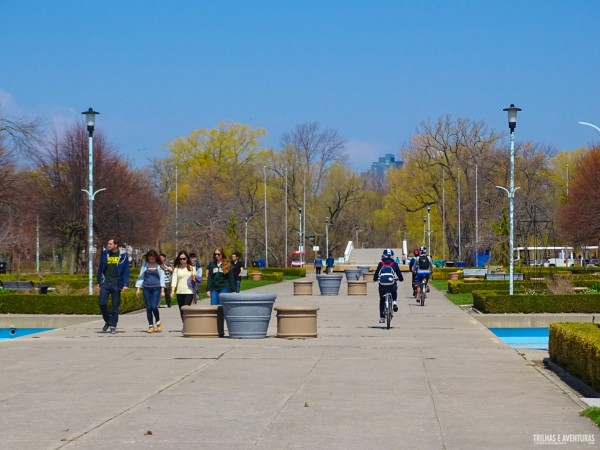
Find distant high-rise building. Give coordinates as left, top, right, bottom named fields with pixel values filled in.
left=363, top=153, right=403, bottom=181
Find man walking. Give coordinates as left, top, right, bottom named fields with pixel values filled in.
left=97, top=238, right=130, bottom=334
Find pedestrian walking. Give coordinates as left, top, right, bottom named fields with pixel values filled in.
left=314, top=254, right=323, bottom=275
left=96, top=238, right=130, bottom=334
left=325, top=255, right=335, bottom=274
left=206, top=247, right=235, bottom=305
left=231, top=251, right=244, bottom=293
left=135, top=249, right=165, bottom=333
left=170, top=251, right=198, bottom=321
left=160, top=253, right=173, bottom=308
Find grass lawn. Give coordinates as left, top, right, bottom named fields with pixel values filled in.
left=430, top=278, right=474, bottom=305
left=581, top=407, right=600, bottom=428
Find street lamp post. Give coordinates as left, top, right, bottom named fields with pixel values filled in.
left=244, top=217, right=248, bottom=270
left=263, top=167, right=268, bottom=267
left=298, top=208, right=303, bottom=264
left=81, top=108, right=105, bottom=296
left=427, top=205, right=431, bottom=253
left=497, top=104, right=522, bottom=296
left=325, top=216, right=329, bottom=260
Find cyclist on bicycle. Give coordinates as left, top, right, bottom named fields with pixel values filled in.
left=414, top=246, right=433, bottom=303
left=373, top=248, right=403, bottom=323
left=408, top=248, right=420, bottom=298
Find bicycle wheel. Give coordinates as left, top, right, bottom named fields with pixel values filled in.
left=386, top=297, right=392, bottom=329
left=420, top=282, right=426, bottom=306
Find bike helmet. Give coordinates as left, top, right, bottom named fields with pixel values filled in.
left=420, top=246, right=427, bottom=254
left=413, top=249, right=420, bottom=256
left=383, top=248, right=394, bottom=258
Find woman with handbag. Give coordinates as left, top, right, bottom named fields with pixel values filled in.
left=170, top=250, right=197, bottom=321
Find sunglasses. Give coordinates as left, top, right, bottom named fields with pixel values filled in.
left=179, top=257, right=187, bottom=260
left=214, top=253, right=222, bottom=256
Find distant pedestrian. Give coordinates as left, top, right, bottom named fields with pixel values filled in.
left=314, top=254, right=323, bottom=275
left=189, top=253, right=201, bottom=271
left=325, top=256, right=335, bottom=274
left=135, top=250, right=165, bottom=333
left=96, top=238, right=130, bottom=334
left=160, top=253, right=173, bottom=308
left=170, top=251, right=198, bottom=321
left=206, top=247, right=235, bottom=305
left=231, top=251, right=244, bottom=293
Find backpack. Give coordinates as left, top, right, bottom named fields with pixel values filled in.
left=417, top=255, right=430, bottom=271
left=378, top=262, right=396, bottom=285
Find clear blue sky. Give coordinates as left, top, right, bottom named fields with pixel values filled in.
left=2, top=1, right=599, bottom=170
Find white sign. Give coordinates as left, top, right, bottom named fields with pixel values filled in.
left=313, top=246, right=320, bottom=251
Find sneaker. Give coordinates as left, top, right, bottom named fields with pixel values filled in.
left=379, top=318, right=385, bottom=323
left=426, top=286, right=431, bottom=293
left=148, top=326, right=155, bottom=334
left=393, top=301, right=398, bottom=312
left=110, top=327, right=116, bottom=334
left=102, top=323, right=110, bottom=332
left=416, top=298, right=420, bottom=304
left=156, top=322, right=162, bottom=333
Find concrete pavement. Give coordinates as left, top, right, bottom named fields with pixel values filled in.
left=1, top=275, right=598, bottom=449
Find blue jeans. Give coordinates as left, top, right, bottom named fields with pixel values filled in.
left=235, top=279, right=241, bottom=293
left=99, top=283, right=120, bottom=327
left=143, top=287, right=161, bottom=325
left=210, top=288, right=231, bottom=305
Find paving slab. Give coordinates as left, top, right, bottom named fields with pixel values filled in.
left=1, top=275, right=598, bottom=449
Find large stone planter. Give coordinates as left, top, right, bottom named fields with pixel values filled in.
left=181, top=305, right=224, bottom=338
left=293, top=280, right=313, bottom=296
left=363, top=272, right=373, bottom=282
left=274, top=305, right=319, bottom=338
left=316, top=274, right=343, bottom=296
left=220, top=292, right=276, bottom=338
left=344, top=268, right=362, bottom=281
left=357, top=265, right=371, bottom=274
left=347, top=280, right=368, bottom=295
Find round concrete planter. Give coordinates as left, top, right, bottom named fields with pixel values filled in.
left=347, top=280, right=368, bottom=295
left=344, top=269, right=362, bottom=281
left=357, top=265, right=371, bottom=274
left=316, top=274, right=343, bottom=296
left=181, top=305, right=224, bottom=338
left=220, top=292, right=276, bottom=338
left=274, top=305, right=319, bottom=338
left=293, top=280, right=313, bottom=295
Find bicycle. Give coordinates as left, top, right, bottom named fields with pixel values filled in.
left=420, top=278, right=427, bottom=306
left=383, top=292, right=393, bottom=329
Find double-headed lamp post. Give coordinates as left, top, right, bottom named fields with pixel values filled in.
left=81, top=108, right=105, bottom=295
left=497, top=104, right=522, bottom=296
left=325, top=216, right=330, bottom=260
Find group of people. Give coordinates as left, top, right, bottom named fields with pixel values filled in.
left=372, top=246, right=433, bottom=323
left=96, top=238, right=245, bottom=334
left=313, top=254, right=335, bottom=275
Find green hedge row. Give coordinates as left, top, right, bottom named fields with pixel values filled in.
left=0, top=291, right=145, bottom=314
left=257, top=267, right=306, bottom=277
left=450, top=279, right=600, bottom=294
left=472, top=290, right=600, bottom=313
left=549, top=322, right=600, bottom=392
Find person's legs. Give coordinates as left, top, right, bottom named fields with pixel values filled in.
left=106, top=284, right=120, bottom=328
left=98, top=284, right=111, bottom=327
left=177, top=294, right=194, bottom=321
left=235, top=279, right=241, bottom=293
left=378, top=285, right=386, bottom=319
left=143, top=287, right=153, bottom=325
left=164, top=282, right=172, bottom=307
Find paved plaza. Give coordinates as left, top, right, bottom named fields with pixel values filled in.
left=1, top=275, right=598, bottom=449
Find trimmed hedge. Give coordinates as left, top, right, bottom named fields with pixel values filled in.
left=450, top=279, right=600, bottom=294
left=549, top=322, right=600, bottom=392
left=0, top=290, right=145, bottom=314
left=259, top=267, right=306, bottom=277
left=472, top=290, right=600, bottom=313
